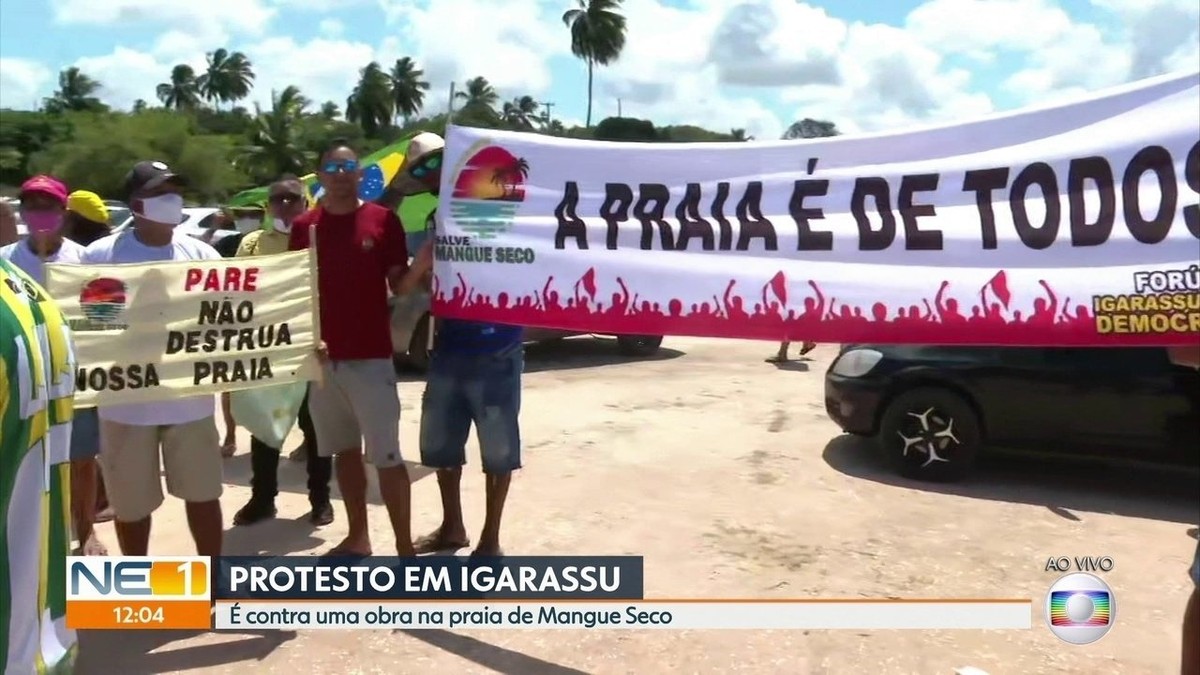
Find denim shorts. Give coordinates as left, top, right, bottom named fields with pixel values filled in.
left=70, top=408, right=101, bottom=460
left=419, top=346, right=522, bottom=473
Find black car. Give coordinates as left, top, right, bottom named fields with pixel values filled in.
left=825, top=345, right=1200, bottom=481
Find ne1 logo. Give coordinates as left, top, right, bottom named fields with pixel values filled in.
left=67, top=556, right=210, bottom=600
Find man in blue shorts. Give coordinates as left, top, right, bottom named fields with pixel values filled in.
left=384, top=132, right=523, bottom=557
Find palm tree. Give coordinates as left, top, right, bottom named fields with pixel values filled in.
left=730, top=128, right=754, bottom=141
left=44, top=67, right=105, bottom=112
left=502, top=96, right=541, bottom=129
left=562, top=0, right=627, bottom=128
left=198, top=48, right=256, bottom=108
left=239, top=86, right=315, bottom=179
left=319, top=100, right=340, bottom=120
left=346, top=62, right=394, bottom=136
left=455, top=76, right=500, bottom=114
left=388, top=57, right=430, bottom=125
left=491, top=156, right=530, bottom=199
left=156, top=64, right=202, bottom=111
left=132, top=99, right=148, bottom=113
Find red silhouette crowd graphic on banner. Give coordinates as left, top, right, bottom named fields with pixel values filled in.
left=431, top=268, right=1122, bottom=344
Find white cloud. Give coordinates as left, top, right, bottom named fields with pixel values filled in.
left=50, top=0, right=274, bottom=46
left=0, top=58, right=53, bottom=109
left=318, top=18, right=345, bottom=38
left=8, top=0, right=1195, bottom=138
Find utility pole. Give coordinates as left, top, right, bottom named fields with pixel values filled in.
left=540, top=101, right=555, bottom=124
left=617, top=98, right=622, bottom=117
left=447, top=81, right=457, bottom=120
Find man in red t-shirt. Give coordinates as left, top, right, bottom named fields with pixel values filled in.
left=290, top=139, right=433, bottom=556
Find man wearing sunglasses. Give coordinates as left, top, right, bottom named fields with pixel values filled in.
left=386, top=133, right=524, bottom=558
left=233, top=176, right=334, bottom=528
left=290, top=140, right=432, bottom=557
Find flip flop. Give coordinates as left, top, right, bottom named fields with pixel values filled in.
left=765, top=356, right=787, bottom=363
left=414, top=530, right=471, bottom=555
left=799, top=342, right=817, bottom=356
left=220, top=443, right=236, bottom=458
left=320, top=544, right=372, bottom=558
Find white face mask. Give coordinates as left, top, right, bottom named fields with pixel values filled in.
left=137, top=193, right=184, bottom=225
left=272, top=217, right=291, bottom=233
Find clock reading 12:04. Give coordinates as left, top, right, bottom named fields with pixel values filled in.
left=113, top=605, right=166, bottom=625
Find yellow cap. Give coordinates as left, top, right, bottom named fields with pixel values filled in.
left=66, top=190, right=108, bottom=225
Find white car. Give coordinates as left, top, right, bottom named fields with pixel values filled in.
left=113, top=207, right=241, bottom=247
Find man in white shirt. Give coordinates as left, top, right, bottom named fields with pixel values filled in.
left=0, top=175, right=109, bottom=556
left=81, top=160, right=225, bottom=557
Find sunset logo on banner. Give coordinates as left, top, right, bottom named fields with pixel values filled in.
left=78, top=276, right=127, bottom=325
left=449, top=140, right=529, bottom=240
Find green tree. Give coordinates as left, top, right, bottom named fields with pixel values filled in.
left=29, top=111, right=243, bottom=201
left=782, top=118, right=839, bottom=140
left=455, top=77, right=499, bottom=114
left=238, top=86, right=315, bottom=183
left=563, top=0, right=627, bottom=128
left=346, top=62, right=394, bottom=137
left=157, top=65, right=203, bottom=111
left=501, top=96, right=540, bottom=130
left=319, top=100, right=340, bottom=120
left=593, top=116, right=656, bottom=141
left=43, top=67, right=107, bottom=113
left=132, top=99, right=149, bottom=113
left=199, top=49, right=256, bottom=108
left=0, top=111, right=72, bottom=187
left=388, top=57, right=430, bottom=125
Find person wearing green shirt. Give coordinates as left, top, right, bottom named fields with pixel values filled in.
left=1, top=256, right=77, bottom=674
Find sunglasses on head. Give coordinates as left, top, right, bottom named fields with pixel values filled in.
left=409, top=153, right=442, bottom=179
left=321, top=159, right=359, bottom=174
left=268, top=193, right=302, bottom=205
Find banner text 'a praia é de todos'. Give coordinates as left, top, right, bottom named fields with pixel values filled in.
left=45, top=250, right=320, bottom=406
left=432, top=71, right=1200, bottom=346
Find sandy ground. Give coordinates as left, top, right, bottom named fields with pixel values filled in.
left=74, top=337, right=1199, bottom=675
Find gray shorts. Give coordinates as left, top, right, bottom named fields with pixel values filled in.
left=309, top=359, right=403, bottom=468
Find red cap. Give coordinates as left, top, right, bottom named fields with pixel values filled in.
left=20, top=175, right=68, bottom=205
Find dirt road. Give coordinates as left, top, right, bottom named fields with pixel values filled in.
left=76, top=337, right=1199, bottom=674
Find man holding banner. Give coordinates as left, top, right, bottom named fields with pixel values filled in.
left=81, top=160, right=225, bottom=558
left=290, top=140, right=431, bottom=557
left=387, top=132, right=524, bottom=558
left=233, top=175, right=333, bottom=527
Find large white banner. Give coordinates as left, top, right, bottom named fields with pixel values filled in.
left=46, top=250, right=320, bottom=406
left=432, top=71, right=1200, bottom=346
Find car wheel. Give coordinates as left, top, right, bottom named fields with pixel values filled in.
left=878, top=387, right=981, bottom=482
left=615, top=335, right=663, bottom=357
left=406, top=314, right=432, bottom=372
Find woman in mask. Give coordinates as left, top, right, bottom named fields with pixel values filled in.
left=0, top=175, right=110, bottom=556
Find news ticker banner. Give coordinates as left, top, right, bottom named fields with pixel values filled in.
left=66, top=556, right=1033, bottom=632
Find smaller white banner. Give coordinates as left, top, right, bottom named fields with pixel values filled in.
left=213, top=600, right=1031, bottom=630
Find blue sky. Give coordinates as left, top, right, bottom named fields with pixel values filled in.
left=0, top=0, right=1196, bottom=138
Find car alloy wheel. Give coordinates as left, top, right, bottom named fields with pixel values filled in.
left=896, top=406, right=961, bottom=467
left=878, top=386, right=982, bottom=482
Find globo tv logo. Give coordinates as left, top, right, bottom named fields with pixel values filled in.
left=67, top=556, right=210, bottom=600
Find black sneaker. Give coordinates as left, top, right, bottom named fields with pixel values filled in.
left=308, top=501, right=334, bottom=526
left=233, top=498, right=277, bottom=526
